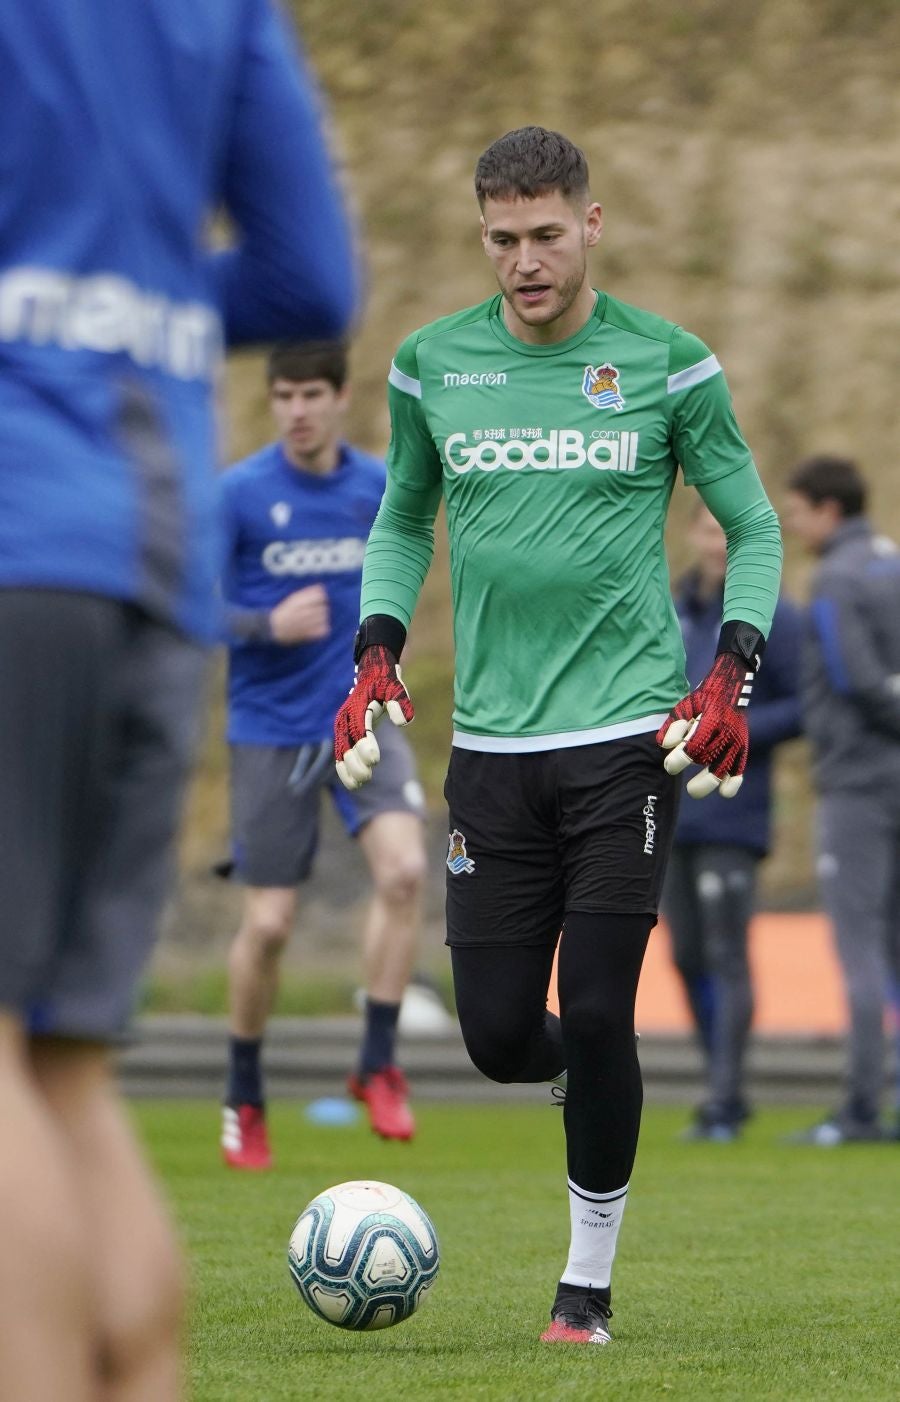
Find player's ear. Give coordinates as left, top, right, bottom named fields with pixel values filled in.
left=585, top=202, right=603, bottom=248
left=480, top=215, right=488, bottom=251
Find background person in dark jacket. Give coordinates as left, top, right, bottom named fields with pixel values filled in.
left=662, top=504, right=803, bottom=1140
left=784, top=455, right=900, bottom=1144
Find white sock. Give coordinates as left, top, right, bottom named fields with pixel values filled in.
left=560, top=1178, right=629, bottom=1290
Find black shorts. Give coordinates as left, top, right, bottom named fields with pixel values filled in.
left=0, top=591, right=205, bottom=1041
left=444, top=733, right=681, bottom=947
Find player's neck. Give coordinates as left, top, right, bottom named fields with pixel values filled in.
left=280, top=438, right=341, bottom=476
left=503, top=283, right=597, bottom=346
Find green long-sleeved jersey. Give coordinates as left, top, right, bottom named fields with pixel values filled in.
left=362, top=290, right=782, bottom=751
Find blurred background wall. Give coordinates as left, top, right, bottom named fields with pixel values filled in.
left=156, top=0, right=900, bottom=1004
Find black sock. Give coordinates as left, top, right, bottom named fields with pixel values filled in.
left=555, top=1280, right=612, bottom=1306
left=226, top=1036, right=263, bottom=1107
left=359, top=998, right=401, bottom=1075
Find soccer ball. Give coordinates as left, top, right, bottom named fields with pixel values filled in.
left=288, top=1179, right=439, bottom=1330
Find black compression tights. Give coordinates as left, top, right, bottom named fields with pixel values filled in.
left=451, top=912, right=654, bottom=1193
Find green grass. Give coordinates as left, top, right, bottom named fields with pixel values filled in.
left=139, top=969, right=361, bottom=1018
left=138, top=1102, right=900, bottom=1402
left=139, top=970, right=458, bottom=1018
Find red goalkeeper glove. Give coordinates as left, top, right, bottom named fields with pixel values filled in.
left=334, top=617, right=414, bottom=792
left=657, top=621, right=765, bottom=798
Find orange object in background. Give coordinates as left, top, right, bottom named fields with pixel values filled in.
left=547, top=912, right=846, bottom=1035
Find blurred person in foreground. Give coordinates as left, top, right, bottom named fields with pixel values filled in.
left=334, top=125, right=782, bottom=1344
left=219, top=341, right=426, bottom=1167
left=0, top=2, right=355, bottom=1398
left=784, top=455, right=900, bottom=1145
left=663, top=504, right=803, bottom=1141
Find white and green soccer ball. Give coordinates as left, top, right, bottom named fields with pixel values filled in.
left=288, top=1180, right=440, bottom=1330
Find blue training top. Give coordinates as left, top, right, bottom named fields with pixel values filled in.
left=0, top=0, right=357, bottom=641
left=222, top=441, right=386, bottom=744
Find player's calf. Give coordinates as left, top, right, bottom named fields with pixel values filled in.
left=95, top=1201, right=183, bottom=1394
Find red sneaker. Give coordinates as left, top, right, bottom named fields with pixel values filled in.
left=347, top=1067, right=415, bottom=1141
left=221, top=1104, right=273, bottom=1170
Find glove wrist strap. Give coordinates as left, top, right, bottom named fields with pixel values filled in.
left=716, top=619, right=766, bottom=673
left=354, top=614, right=407, bottom=665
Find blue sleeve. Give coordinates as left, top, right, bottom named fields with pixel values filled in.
left=209, top=0, right=358, bottom=346
left=809, top=574, right=900, bottom=739
left=218, top=471, right=271, bottom=642
left=747, top=597, right=804, bottom=751
left=219, top=472, right=241, bottom=604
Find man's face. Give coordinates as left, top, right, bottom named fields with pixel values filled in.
left=783, top=491, right=840, bottom=554
left=269, top=377, right=348, bottom=459
left=689, top=506, right=728, bottom=584
left=480, top=189, right=602, bottom=336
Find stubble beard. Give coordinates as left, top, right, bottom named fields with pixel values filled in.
left=503, top=258, right=587, bottom=329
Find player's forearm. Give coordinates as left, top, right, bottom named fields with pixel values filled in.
left=222, top=604, right=273, bottom=644
left=698, top=465, right=783, bottom=637
left=808, top=590, right=900, bottom=739
left=359, top=481, right=440, bottom=628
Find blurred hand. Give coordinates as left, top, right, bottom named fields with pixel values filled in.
left=269, top=585, right=330, bottom=644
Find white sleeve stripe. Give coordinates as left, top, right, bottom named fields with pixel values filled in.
left=388, top=361, right=422, bottom=399
left=667, top=354, right=721, bottom=395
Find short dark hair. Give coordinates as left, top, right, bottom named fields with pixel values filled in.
left=474, top=126, right=590, bottom=207
left=787, top=454, right=867, bottom=518
left=266, top=341, right=348, bottom=390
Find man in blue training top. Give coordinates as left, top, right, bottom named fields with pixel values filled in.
left=0, top=3, right=356, bottom=1397
left=220, top=341, right=427, bottom=1167
left=662, top=503, right=803, bottom=1141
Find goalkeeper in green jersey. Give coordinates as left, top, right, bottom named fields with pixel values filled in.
left=335, top=125, right=782, bottom=1344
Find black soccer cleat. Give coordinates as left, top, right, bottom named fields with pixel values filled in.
left=540, top=1282, right=613, bottom=1344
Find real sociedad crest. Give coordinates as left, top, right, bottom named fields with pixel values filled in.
left=581, top=363, right=625, bottom=412
left=446, top=829, right=475, bottom=876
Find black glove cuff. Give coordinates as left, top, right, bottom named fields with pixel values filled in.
left=716, top=620, right=766, bottom=672
left=353, top=614, right=408, bottom=664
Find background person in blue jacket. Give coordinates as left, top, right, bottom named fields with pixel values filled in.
left=785, top=455, right=900, bottom=1145
left=662, top=504, right=803, bottom=1140
left=0, top=3, right=356, bottom=1397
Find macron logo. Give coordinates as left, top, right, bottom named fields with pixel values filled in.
left=643, top=794, right=657, bottom=856
left=443, top=371, right=507, bottom=388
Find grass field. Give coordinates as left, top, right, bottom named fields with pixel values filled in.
left=139, top=1101, right=900, bottom=1402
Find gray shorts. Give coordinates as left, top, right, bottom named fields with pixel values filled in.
left=0, top=592, right=205, bottom=1042
left=230, top=721, right=425, bottom=887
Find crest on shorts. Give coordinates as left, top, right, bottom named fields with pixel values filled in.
left=446, top=828, right=475, bottom=876
left=270, top=500, right=292, bottom=527
left=581, top=363, right=625, bottom=412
